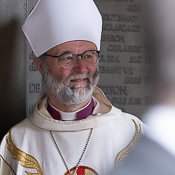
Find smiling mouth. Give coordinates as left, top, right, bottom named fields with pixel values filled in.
left=70, top=78, right=88, bottom=83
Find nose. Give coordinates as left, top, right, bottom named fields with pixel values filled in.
left=72, top=56, right=87, bottom=73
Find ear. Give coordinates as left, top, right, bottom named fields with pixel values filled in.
left=33, top=57, right=45, bottom=76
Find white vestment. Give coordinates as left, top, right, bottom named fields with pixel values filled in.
left=0, top=87, right=147, bottom=175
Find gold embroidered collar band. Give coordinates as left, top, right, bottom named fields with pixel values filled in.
left=50, top=128, right=93, bottom=175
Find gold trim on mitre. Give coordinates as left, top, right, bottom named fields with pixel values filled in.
left=6, top=130, right=44, bottom=175
left=115, top=119, right=142, bottom=165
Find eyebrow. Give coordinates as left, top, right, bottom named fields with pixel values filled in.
left=55, top=48, right=97, bottom=56
left=56, top=51, right=73, bottom=56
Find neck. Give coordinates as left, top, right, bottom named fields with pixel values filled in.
left=48, top=94, right=91, bottom=112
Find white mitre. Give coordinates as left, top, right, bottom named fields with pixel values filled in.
left=22, top=0, right=102, bottom=57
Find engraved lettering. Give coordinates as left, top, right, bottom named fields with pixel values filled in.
left=128, top=98, right=141, bottom=105
left=112, top=97, right=127, bottom=105
left=145, top=54, right=152, bottom=64
left=145, top=96, right=154, bottom=105
left=103, top=24, right=141, bottom=32
left=29, top=84, right=41, bottom=93
left=145, top=44, right=151, bottom=53
left=107, top=45, right=123, bottom=52
left=123, top=45, right=141, bottom=53
left=145, top=75, right=153, bottom=84
left=29, top=51, right=35, bottom=60
left=107, top=45, right=141, bottom=53
left=29, top=105, right=34, bottom=114
left=101, top=35, right=125, bottom=43
left=107, top=55, right=120, bottom=62
left=102, top=14, right=138, bottom=23
left=99, top=66, right=122, bottom=74
left=123, top=67, right=133, bottom=74
left=124, top=77, right=141, bottom=84
left=99, top=55, right=106, bottom=62
left=127, top=5, right=141, bottom=12
left=29, top=62, right=38, bottom=71
left=99, top=66, right=133, bottom=74
left=98, top=86, right=128, bottom=96
left=129, top=56, right=141, bottom=63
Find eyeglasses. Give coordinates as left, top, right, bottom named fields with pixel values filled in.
left=43, top=50, right=100, bottom=69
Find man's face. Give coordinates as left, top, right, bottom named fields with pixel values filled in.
left=40, top=40, right=99, bottom=105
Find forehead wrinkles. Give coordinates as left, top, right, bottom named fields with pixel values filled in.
left=48, top=41, right=97, bottom=55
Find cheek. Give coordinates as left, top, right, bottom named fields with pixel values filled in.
left=88, top=65, right=98, bottom=76
left=55, top=69, right=72, bottom=84
left=46, top=60, right=69, bottom=77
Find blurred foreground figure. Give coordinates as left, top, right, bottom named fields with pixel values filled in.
left=112, top=135, right=175, bottom=175
left=143, top=0, right=175, bottom=158
left=111, top=0, right=175, bottom=174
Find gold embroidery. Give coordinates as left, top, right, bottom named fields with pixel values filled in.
left=64, top=166, right=99, bottom=175
left=6, top=130, right=44, bottom=175
left=84, top=168, right=99, bottom=175
left=115, top=119, right=142, bottom=165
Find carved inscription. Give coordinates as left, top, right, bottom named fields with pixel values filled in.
left=98, top=86, right=128, bottom=96
left=107, top=55, right=120, bottom=62
left=102, top=14, right=138, bottom=22
left=29, top=105, right=34, bottom=114
left=99, top=55, right=121, bottom=63
left=29, top=84, right=41, bottom=93
left=29, top=51, right=35, bottom=60
left=95, top=0, right=152, bottom=117
left=145, top=54, right=152, bottom=64
left=145, top=75, right=153, bottom=84
left=29, top=62, right=37, bottom=71
left=107, top=45, right=141, bottom=52
left=103, top=24, right=141, bottom=32
left=99, top=67, right=133, bottom=74
left=145, top=44, right=151, bottom=53
left=128, top=98, right=141, bottom=105
left=127, top=5, right=141, bottom=12
left=129, top=56, right=141, bottom=63
left=101, top=35, right=125, bottom=43
left=112, top=97, right=127, bottom=105
left=123, top=77, right=141, bottom=84
left=145, top=96, right=154, bottom=105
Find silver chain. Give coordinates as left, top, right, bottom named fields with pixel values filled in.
left=50, top=128, right=93, bottom=175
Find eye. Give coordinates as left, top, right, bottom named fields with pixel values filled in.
left=84, top=56, right=93, bottom=61
left=83, top=51, right=95, bottom=61
left=63, top=54, right=72, bottom=60
left=61, top=53, right=75, bottom=64
left=65, top=56, right=73, bottom=61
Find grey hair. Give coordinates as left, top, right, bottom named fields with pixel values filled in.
left=37, top=54, right=47, bottom=95
left=38, top=54, right=47, bottom=70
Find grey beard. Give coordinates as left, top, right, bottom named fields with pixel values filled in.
left=42, top=66, right=99, bottom=106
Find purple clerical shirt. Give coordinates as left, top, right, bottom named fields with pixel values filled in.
left=47, top=99, right=94, bottom=121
